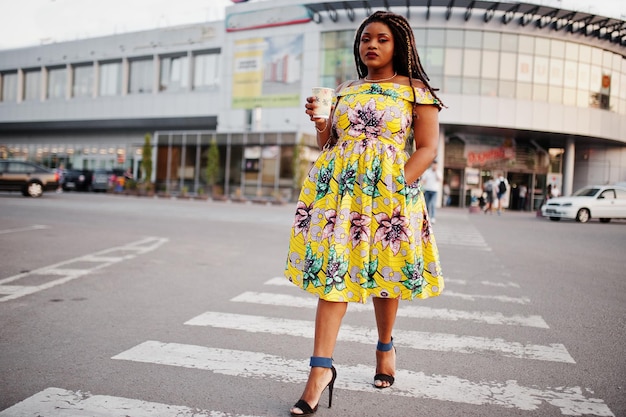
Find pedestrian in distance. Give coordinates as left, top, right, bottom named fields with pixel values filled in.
left=443, top=180, right=451, bottom=207
left=483, top=176, right=495, bottom=214
left=496, top=174, right=509, bottom=215
left=518, top=183, right=528, bottom=211
left=421, top=161, right=442, bottom=223
left=286, top=10, right=445, bottom=416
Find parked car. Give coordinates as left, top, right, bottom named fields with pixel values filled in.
left=0, top=160, right=59, bottom=197
left=61, top=169, right=93, bottom=191
left=91, top=168, right=125, bottom=192
left=541, top=184, right=626, bottom=223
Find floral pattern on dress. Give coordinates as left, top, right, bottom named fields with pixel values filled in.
left=286, top=82, right=444, bottom=302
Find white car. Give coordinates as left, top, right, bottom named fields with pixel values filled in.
left=541, top=184, right=626, bottom=223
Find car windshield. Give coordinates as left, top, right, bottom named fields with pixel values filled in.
left=572, top=187, right=600, bottom=197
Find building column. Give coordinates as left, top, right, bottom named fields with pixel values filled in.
left=563, top=137, right=575, bottom=196
left=436, top=130, right=445, bottom=208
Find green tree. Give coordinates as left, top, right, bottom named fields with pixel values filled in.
left=205, top=137, right=220, bottom=188
left=142, top=133, right=153, bottom=183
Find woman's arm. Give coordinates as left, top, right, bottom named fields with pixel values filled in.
left=404, top=104, right=440, bottom=184
left=304, top=96, right=334, bottom=150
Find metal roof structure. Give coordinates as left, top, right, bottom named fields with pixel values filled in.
left=303, top=0, right=626, bottom=47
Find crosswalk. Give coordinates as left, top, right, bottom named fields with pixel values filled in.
left=0, top=221, right=617, bottom=417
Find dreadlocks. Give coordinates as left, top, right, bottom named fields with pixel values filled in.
left=353, top=10, right=444, bottom=107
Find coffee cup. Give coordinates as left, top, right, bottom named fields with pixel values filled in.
left=311, top=87, right=334, bottom=119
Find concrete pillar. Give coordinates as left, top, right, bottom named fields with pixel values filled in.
left=563, top=137, right=575, bottom=196
left=436, top=130, right=445, bottom=208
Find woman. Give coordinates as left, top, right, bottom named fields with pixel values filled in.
left=285, top=10, right=445, bottom=416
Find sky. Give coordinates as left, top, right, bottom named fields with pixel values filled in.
left=0, top=0, right=624, bottom=51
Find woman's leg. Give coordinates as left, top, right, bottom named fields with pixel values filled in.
left=291, top=298, right=347, bottom=414
left=372, top=297, right=399, bottom=388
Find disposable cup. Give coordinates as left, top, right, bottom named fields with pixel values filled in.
left=311, top=87, right=334, bottom=119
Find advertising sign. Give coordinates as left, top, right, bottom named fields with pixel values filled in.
left=232, top=34, right=303, bottom=109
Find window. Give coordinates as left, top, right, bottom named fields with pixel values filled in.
left=579, top=45, right=591, bottom=64
left=563, top=61, right=578, bottom=88
left=501, top=34, right=518, bottom=52
left=99, top=61, right=122, bottom=96
left=445, top=30, right=464, bottom=48
left=534, top=57, right=549, bottom=84
left=444, top=49, right=462, bottom=76
left=499, top=52, right=516, bottom=81
left=517, top=54, right=533, bottom=83
left=24, top=69, right=41, bottom=101
left=129, top=58, right=153, bottom=94
left=160, top=55, right=189, bottom=92
left=1, top=72, right=17, bottom=102
left=549, top=58, right=564, bottom=86
left=73, top=64, right=93, bottom=98
left=481, top=51, right=499, bottom=79
left=47, top=66, right=66, bottom=99
left=193, top=52, right=219, bottom=90
left=427, top=29, right=445, bottom=47
left=463, top=50, right=481, bottom=78
left=464, top=31, right=482, bottom=49
left=518, top=36, right=534, bottom=54
left=424, top=48, right=444, bottom=76
left=551, top=40, right=565, bottom=59
left=483, top=32, right=500, bottom=50
left=535, top=37, right=550, bottom=57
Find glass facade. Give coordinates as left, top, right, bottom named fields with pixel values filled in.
left=129, top=58, right=153, bottom=94
left=23, top=69, right=41, bottom=101
left=99, top=61, right=122, bottom=96
left=47, top=66, right=66, bottom=100
left=321, top=28, right=626, bottom=114
left=193, top=52, right=220, bottom=90
left=160, top=54, right=189, bottom=92
left=1, top=72, right=17, bottom=102
left=73, top=64, right=93, bottom=98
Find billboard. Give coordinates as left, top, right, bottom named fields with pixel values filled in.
left=232, top=34, right=303, bottom=109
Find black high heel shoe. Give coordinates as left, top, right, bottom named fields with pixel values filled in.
left=290, top=356, right=337, bottom=416
left=374, top=338, right=396, bottom=389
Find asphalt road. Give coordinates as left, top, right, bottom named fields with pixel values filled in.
left=0, top=191, right=624, bottom=417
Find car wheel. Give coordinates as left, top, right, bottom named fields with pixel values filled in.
left=576, top=208, right=590, bottom=223
left=549, top=217, right=561, bottom=221
left=25, top=181, right=44, bottom=198
left=599, top=218, right=611, bottom=223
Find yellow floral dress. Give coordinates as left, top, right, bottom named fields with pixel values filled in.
left=285, top=82, right=444, bottom=303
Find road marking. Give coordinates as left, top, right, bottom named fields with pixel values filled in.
left=445, top=278, right=521, bottom=288
left=112, top=341, right=613, bottom=416
left=231, top=291, right=549, bottom=328
left=431, top=223, right=492, bottom=251
left=443, top=291, right=531, bottom=304
left=0, top=387, right=263, bottom=417
left=0, top=237, right=168, bottom=302
left=185, top=311, right=571, bottom=363
left=0, top=224, right=49, bottom=235
left=263, top=277, right=532, bottom=305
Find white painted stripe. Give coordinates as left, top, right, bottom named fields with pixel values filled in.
left=0, top=237, right=168, bottom=302
left=431, top=225, right=491, bottom=251
left=231, top=291, right=549, bottom=328
left=185, top=311, right=571, bottom=363
left=264, top=277, right=292, bottom=286
left=113, top=341, right=613, bottom=416
left=433, top=278, right=521, bottom=288
left=444, top=291, right=531, bottom=304
left=0, top=224, right=49, bottom=235
left=264, top=278, right=529, bottom=304
left=0, top=387, right=263, bottom=417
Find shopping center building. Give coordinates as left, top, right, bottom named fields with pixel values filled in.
left=1, top=0, right=625, bottom=208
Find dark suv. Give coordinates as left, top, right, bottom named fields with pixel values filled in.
left=0, top=160, right=59, bottom=197
left=62, top=169, right=93, bottom=191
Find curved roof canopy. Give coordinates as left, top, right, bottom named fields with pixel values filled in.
left=304, top=0, right=626, bottom=48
